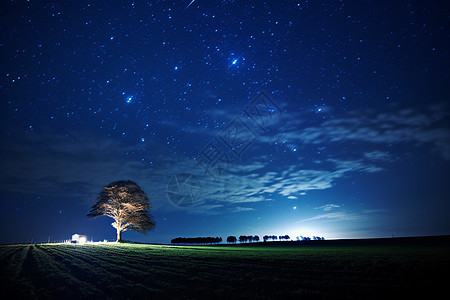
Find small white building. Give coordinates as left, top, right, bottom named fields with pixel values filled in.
left=71, top=234, right=87, bottom=244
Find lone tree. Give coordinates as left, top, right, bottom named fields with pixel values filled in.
left=87, top=180, right=156, bottom=242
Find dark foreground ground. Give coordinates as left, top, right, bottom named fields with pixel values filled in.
left=1, top=236, right=449, bottom=299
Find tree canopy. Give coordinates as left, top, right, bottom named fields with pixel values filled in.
left=87, top=180, right=156, bottom=242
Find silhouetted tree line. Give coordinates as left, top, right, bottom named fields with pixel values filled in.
left=226, top=235, right=260, bottom=243
left=227, top=235, right=295, bottom=243
left=172, top=235, right=325, bottom=245
left=227, top=234, right=296, bottom=243
left=227, top=236, right=237, bottom=243
left=263, top=235, right=290, bottom=242
left=237, top=235, right=260, bottom=243
left=171, top=237, right=222, bottom=244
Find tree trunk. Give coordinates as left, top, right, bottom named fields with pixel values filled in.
left=116, top=228, right=122, bottom=242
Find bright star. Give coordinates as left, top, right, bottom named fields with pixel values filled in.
left=228, top=57, right=241, bottom=69
left=126, top=96, right=133, bottom=103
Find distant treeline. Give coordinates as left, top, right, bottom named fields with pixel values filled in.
left=171, top=235, right=325, bottom=245
left=171, top=237, right=222, bottom=244
left=228, top=235, right=294, bottom=243
left=263, top=235, right=290, bottom=242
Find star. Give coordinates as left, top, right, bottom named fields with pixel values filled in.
left=228, top=57, right=241, bottom=69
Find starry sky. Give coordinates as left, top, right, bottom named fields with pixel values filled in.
left=1, top=0, right=449, bottom=244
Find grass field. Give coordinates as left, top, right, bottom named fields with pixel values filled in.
left=1, top=236, right=449, bottom=299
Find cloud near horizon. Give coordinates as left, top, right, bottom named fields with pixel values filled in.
left=0, top=125, right=387, bottom=215
left=3, top=103, right=446, bottom=215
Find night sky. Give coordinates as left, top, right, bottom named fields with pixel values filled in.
left=1, top=0, right=449, bottom=244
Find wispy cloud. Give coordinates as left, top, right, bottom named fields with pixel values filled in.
left=315, top=204, right=340, bottom=211
left=296, top=209, right=386, bottom=223
left=7, top=99, right=439, bottom=217
left=296, top=212, right=364, bottom=223
left=0, top=125, right=386, bottom=216
left=186, top=155, right=384, bottom=213
left=231, top=206, right=256, bottom=213
left=363, top=151, right=392, bottom=161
